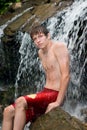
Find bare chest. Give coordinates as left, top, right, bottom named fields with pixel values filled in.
left=41, top=53, right=58, bottom=72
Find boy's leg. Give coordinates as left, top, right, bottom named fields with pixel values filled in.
left=13, top=96, right=27, bottom=130
left=13, top=94, right=37, bottom=130
left=2, top=105, right=15, bottom=130
left=2, top=94, right=36, bottom=130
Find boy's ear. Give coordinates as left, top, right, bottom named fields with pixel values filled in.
left=47, top=33, right=51, bottom=39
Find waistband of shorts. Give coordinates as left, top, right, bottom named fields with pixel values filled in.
left=43, top=87, right=59, bottom=92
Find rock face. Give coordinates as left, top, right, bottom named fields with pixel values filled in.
left=30, top=107, right=87, bottom=130
left=0, top=0, right=73, bottom=43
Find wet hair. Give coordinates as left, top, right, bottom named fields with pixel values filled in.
left=30, top=25, right=49, bottom=40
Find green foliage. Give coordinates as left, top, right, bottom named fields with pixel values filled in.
left=0, top=86, right=15, bottom=105
left=0, top=0, right=21, bottom=15
left=16, top=0, right=21, bottom=2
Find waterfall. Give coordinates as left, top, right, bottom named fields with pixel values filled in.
left=15, top=32, right=45, bottom=98
left=44, top=0, right=87, bottom=120
left=14, top=0, right=87, bottom=121
left=46, top=0, right=87, bottom=99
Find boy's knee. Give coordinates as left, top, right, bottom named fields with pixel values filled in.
left=15, top=96, right=27, bottom=109
left=3, top=105, right=15, bottom=117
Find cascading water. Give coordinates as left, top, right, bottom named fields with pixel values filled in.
left=0, top=6, right=34, bottom=87
left=14, top=32, right=45, bottom=98
left=46, top=0, right=87, bottom=121
left=14, top=0, right=87, bottom=121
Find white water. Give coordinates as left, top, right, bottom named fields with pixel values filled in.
left=45, top=0, right=87, bottom=121
left=46, top=0, right=87, bottom=91
left=47, top=0, right=87, bottom=42
left=15, top=31, right=45, bottom=98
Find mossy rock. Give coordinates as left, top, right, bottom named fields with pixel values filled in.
left=30, top=107, right=87, bottom=130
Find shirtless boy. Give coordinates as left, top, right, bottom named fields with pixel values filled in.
left=2, top=25, right=70, bottom=130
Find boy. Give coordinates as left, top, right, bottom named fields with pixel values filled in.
left=2, top=25, right=70, bottom=130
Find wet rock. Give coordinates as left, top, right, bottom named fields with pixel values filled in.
left=30, top=107, right=87, bottom=130
left=1, top=0, right=73, bottom=43
left=81, top=108, right=87, bottom=123
left=10, top=2, right=22, bottom=11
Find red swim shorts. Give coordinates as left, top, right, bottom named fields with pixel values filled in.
left=13, top=88, right=59, bottom=123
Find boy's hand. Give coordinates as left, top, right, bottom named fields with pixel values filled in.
left=45, top=101, right=60, bottom=114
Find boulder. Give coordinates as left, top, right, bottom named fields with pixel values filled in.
left=30, top=107, right=87, bottom=130
left=2, top=0, right=73, bottom=43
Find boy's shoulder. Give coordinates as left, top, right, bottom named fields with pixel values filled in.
left=53, top=40, right=66, bottom=49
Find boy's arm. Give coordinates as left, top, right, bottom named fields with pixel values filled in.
left=45, top=43, right=70, bottom=113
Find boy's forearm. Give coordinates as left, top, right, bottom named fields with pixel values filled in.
left=56, top=75, right=70, bottom=106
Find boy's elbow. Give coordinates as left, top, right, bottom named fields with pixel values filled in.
left=63, top=73, right=70, bottom=82
left=67, top=74, right=70, bottom=81
left=66, top=73, right=70, bottom=83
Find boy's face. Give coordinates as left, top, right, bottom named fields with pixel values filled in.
left=32, top=32, right=50, bottom=49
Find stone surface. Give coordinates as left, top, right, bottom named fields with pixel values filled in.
left=30, top=107, right=87, bottom=130
left=0, top=0, right=73, bottom=43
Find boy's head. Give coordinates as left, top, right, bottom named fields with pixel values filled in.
left=30, top=25, right=49, bottom=40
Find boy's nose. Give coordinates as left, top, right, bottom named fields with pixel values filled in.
left=36, top=38, right=40, bottom=43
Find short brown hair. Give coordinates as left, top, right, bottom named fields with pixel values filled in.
left=30, top=25, right=49, bottom=40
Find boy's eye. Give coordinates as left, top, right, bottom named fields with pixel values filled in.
left=38, top=35, right=43, bottom=38
left=33, top=34, right=45, bottom=41
left=33, top=38, right=36, bottom=41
